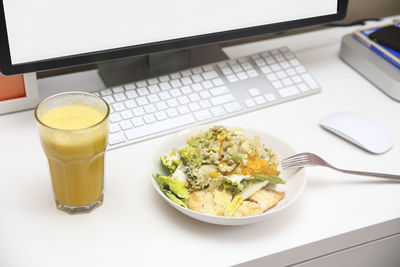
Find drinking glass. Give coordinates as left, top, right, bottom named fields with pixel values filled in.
left=35, top=92, right=109, bottom=214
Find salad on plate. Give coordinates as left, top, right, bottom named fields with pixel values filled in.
left=153, top=126, right=286, bottom=217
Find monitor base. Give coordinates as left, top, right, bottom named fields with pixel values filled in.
left=98, top=45, right=229, bottom=87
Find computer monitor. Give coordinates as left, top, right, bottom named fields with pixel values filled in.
left=0, top=0, right=347, bottom=85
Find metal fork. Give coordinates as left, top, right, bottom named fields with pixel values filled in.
left=281, top=152, right=400, bottom=181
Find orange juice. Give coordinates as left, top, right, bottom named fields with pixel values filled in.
left=35, top=92, right=109, bottom=214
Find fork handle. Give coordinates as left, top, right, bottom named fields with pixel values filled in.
left=333, top=167, right=400, bottom=180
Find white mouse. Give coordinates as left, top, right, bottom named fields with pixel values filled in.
left=319, top=112, right=394, bottom=154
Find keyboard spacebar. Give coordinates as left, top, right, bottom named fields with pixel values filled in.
left=123, top=114, right=196, bottom=141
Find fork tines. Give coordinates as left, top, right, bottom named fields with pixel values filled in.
left=281, top=153, right=312, bottom=169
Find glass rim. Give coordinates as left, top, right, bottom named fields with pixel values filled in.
left=34, top=91, right=110, bottom=132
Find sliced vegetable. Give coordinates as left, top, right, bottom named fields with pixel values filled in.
left=154, top=174, right=189, bottom=207
left=160, top=151, right=181, bottom=173
left=226, top=195, right=244, bottom=216
left=246, top=173, right=285, bottom=184
left=222, top=177, right=245, bottom=194
left=239, top=180, right=269, bottom=200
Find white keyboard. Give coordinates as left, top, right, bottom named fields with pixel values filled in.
left=95, top=47, right=320, bottom=150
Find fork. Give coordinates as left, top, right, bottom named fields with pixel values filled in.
left=281, top=152, right=400, bottom=181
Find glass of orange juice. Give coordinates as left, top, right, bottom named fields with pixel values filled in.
left=35, top=92, right=109, bottom=214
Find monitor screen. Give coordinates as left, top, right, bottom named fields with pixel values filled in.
left=0, top=0, right=347, bottom=75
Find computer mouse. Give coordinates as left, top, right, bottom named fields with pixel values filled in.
left=319, top=112, right=394, bottom=154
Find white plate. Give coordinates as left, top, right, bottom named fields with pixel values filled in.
left=151, top=125, right=306, bottom=225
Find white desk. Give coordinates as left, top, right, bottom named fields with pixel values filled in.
left=1, top=17, right=400, bottom=267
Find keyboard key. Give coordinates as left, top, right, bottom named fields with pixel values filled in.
left=121, top=110, right=133, bottom=120
left=286, top=68, right=297, bottom=76
left=210, top=106, right=226, bottom=116
left=144, top=114, right=156, bottom=124
left=210, top=86, right=229, bottom=96
left=102, top=95, right=115, bottom=104
left=248, top=88, right=260, bottom=97
left=202, top=80, right=213, bottom=89
left=264, top=93, right=277, bottom=102
left=231, top=64, right=243, bottom=73
left=110, top=113, right=122, bottom=123
left=109, top=123, right=121, bottom=133
left=224, top=101, right=242, bottom=113
left=254, top=96, right=266, bottom=105
left=170, top=72, right=181, bottom=80
left=237, top=72, right=248, bottom=80
left=137, top=87, right=149, bottom=96
left=202, top=65, right=214, bottom=72
left=126, top=90, right=138, bottom=99
left=181, top=70, right=192, bottom=77
left=159, top=75, right=170, bottom=82
left=188, top=93, right=201, bottom=102
left=291, top=75, right=302, bottom=83
left=177, top=105, right=190, bottom=114
left=254, top=59, right=266, bottom=67
left=181, top=77, right=193, bottom=85
left=189, top=102, right=201, bottom=111
left=282, top=78, right=293, bottom=86
left=247, top=69, right=258, bottom=78
left=148, top=94, right=160, bottom=103
left=144, top=104, right=156, bottom=113
left=181, top=86, right=192, bottom=95
left=192, top=74, right=203, bottom=83
left=295, top=66, right=306, bottom=74
left=266, top=73, right=278, bottom=82
left=170, top=88, right=182, bottom=97
left=241, top=62, right=253, bottom=70
left=136, top=81, right=147, bottom=88
left=199, top=99, right=211, bottom=108
left=114, top=92, right=127, bottom=102
left=194, top=110, right=212, bottom=121
left=159, top=82, right=172, bottom=91
left=167, top=98, right=179, bottom=107
left=278, top=86, right=300, bottom=98
left=109, top=132, right=126, bottom=145
left=112, top=86, right=124, bottom=93
left=199, top=90, right=211, bottom=99
left=131, top=117, right=144, bottom=127
left=120, top=120, right=132, bottom=130
left=272, top=80, right=283, bottom=89
left=136, top=97, right=149, bottom=106
left=100, top=89, right=112, bottom=96
left=166, top=108, right=179, bottom=117
left=177, top=95, right=190, bottom=105
left=221, top=67, right=233, bottom=75
left=155, top=111, right=168, bottom=121
left=280, top=61, right=291, bottom=69
left=191, top=83, right=203, bottom=91
left=147, top=78, right=159, bottom=85
left=212, top=78, right=224, bottom=86
left=192, top=67, right=203, bottom=74
left=148, top=85, right=160, bottom=93
left=159, top=91, right=171, bottom=100
left=276, top=71, right=287, bottom=79
left=260, top=66, right=272, bottom=74
left=124, top=83, right=136, bottom=91
left=210, top=94, right=235, bottom=105
left=170, top=79, right=182, bottom=88
left=289, top=59, right=301, bottom=67
left=297, top=83, right=310, bottom=92
left=112, top=102, right=125, bottom=112
left=124, top=113, right=196, bottom=140
left=244, top=98, right=256, bottom=107
left=301, top=73, right=319, bottom=89
left=132, top=107, right=145, bottom=116
left=202, top=70, right=219, bottom=80
left=270, top=63, right=281, bottom=71
left=226, top=74, right=238, bottom=83
left=155, top=101, right=168, bottom=111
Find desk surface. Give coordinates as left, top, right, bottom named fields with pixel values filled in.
left=1, top=17, right=400, bottom=267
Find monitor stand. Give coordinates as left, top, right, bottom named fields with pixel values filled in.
left=97, top=44, right=229, bottom=88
